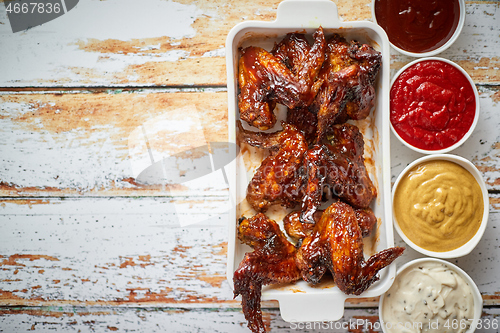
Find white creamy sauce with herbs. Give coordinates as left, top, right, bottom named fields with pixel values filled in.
left=382, top=262, right=474, bottom=333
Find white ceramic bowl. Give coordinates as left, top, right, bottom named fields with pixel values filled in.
left=390, top=57, right=479, bottom=154
left=392, top=154, right=488, bottom=258
left=379, top=258, right=483, bottom=333
left=371, top=0, right=465, bottom=57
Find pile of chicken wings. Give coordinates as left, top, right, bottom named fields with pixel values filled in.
left=233, top=27, right=404, bottom=333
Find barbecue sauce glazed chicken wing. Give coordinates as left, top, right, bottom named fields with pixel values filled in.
left=238, top=28, right=326, bottom=130
left=238, top=121, right=308, bottom=212
left=239, top=122, right=376, bottom=218
left=233, top=27, right=402, bottom=333
left=296, top=202, right=404, bottom=294
left=235, top=205, right=402, bottom=333
left=312, top=34, right=382, bottom=141
left=284, top=204, right=377, bottom=242
left=301, top=123, right=377, bottom=223
left=233, top=213, right=301, bottom=333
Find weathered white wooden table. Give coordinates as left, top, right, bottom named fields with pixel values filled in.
left=0, top=0, right=499, bottom=332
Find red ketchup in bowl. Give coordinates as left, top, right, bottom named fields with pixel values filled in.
left=390, top=59, right=476, bottom=151
left=374, top=0, right=460, bottom=53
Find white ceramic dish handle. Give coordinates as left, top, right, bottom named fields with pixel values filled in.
left=275, top=292, right=348, bottom=323
left=275, top=0, right=342, bottom=27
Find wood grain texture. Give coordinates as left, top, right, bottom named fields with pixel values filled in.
left=1, top=87, right=499, bottom=196
left=1, top=0, right=500, bottom=331
left=0, top=307, right=498, bottom=332
left=0, top=197, right=499, bottom=308
left=0, top=90, right=229, bottom=197
left=0, top=197, right=229, bottom=307
left=0, top=1, right=498, bottom=87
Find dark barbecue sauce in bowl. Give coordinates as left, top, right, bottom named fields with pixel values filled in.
left=374, top=0, right=461, bottom=54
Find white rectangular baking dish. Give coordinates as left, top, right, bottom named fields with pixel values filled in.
left=225, top=0, right=394, bottom=323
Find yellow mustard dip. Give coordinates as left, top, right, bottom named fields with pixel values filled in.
left=394, top=160, right=483, bottom=252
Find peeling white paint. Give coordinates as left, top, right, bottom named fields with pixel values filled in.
left=137, top=43, right=162, bottom=51
left=7, top=306, right=479, bottom=333
left=0, top=197, right=229, bottom=302
left=86, top=50, right=191, bottom=77
left=201, top=48, right=225, bottom=58
left=0, top=93, right=230, bottom=194
left=0, top=0, right=205, bottom=85
left=0, top=120, right=125, bottom=191
left=0, top=2, right=498, bottom=87
left=1, top=0, right=203, bottom=40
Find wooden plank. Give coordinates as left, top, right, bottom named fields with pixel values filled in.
left=0, top=197, right=230, bottom=307
left=0, top=306, right=498, bottom=333
left=0, top=1, right=498, bottom=87
left=1, top=87, right=499, bottom=197
left=0, top=0, right=498, bottom=331
left=0, top=90, right=230, bottom=197
left=0, top=197, right=499, bottom=307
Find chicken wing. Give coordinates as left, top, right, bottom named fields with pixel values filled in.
left=238, top=27, right=326, bottom=130
left=238, top=121, right=308, bottom=212
left=233, top=213, right=301, bottom=333
left=286, top=106, right=319, bottom=144
left=354, top=207, right=378, bottom=238
left=283, top=210, right=321, bottom=242
left=296, top=201, right=404, bottom=294
left=284, top=204, right=376, bottom=242
left=313, top=35, right=382, bottom=141
left=271, top=32, right=311, bottom=75
left=344, top=40, right=382, bottom=120
left=301, top=123, right=377, bottom=223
